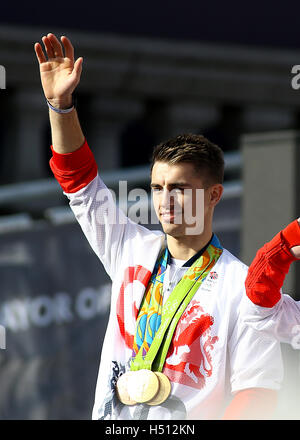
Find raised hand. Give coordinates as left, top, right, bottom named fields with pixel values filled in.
left=34, top=33, right=83, bottom=109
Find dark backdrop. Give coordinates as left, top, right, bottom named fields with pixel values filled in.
left=1, top=1, right=300, bottom=49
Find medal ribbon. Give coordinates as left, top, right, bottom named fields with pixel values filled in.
left=130, top=234, right=223, bottom=372
left=131, top=247, right=168, bottom=358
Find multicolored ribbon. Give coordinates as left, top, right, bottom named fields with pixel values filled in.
left=132, top=247, right=168, bottom=358
left=131, top=234, right=223, bottom=372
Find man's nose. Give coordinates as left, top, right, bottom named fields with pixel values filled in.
left=160, top=188, right=175, bottom=209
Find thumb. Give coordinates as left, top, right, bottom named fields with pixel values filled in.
left=72, top=57, right=83, bottom=80
left=290, top=245, right=300, bottom=259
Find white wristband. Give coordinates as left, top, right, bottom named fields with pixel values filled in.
left=47, top=100, right=74, bottom=114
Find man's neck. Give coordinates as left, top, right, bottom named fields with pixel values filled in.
left=166, top=229, right=213, bottom=261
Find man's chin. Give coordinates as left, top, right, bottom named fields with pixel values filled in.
left=160, top=221, right=204, bottom=237
left=160, top=222, right=184, bottom=237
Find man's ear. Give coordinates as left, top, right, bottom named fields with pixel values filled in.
left=209, top=184, right=223, bottom=207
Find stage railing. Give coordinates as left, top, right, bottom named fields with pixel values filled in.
left=0, top=151, right=242, bottom=233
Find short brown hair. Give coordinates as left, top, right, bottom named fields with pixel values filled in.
left=150, top=133, right=224, bottom=185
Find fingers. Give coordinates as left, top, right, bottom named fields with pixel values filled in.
left=73, top=57, right=83, bottom=76
left=40, top=33, right=64, bottom=59
left=41, top=35, right=55, bottom=59
left=47, top=33, right=64, bottom=57
left=35, top=33, right=75, bottom=63
left=71, top=57, right=83, bottom=84
left=34, top=42, right=47, bottom=64
left=60, top=36, right=74, bottom=63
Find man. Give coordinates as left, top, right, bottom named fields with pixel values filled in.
left=34, top=33, right=283, bottom=420
left=243, top=219, right=300, bottom=345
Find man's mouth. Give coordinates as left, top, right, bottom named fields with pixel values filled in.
left=160, top=211, right=182, bottom=223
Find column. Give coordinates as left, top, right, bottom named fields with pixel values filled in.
left=87, top=95, right=142, bottom=170
left=13, top=89, right=49, bottom=181
left=241, top=129, right=300, bottom=297
left=241, top=129, right=300, bottom=420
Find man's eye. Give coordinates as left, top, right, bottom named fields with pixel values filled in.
left=173, top=188, right=184, bottom=192
left=151, top=187, right=161, bottom=192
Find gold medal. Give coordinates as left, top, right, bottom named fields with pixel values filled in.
left=127, top=369, right=159, bottom=403
left=116, top=372, right=137, bottom=406
left=147, top=372, right=171, bottom=406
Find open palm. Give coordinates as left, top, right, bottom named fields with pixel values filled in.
left=34, top=33, right=83, bottom=106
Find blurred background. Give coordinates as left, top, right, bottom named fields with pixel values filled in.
left=0, top=0, right=300, bottom=420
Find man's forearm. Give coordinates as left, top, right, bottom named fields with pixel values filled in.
left=245, top=220, right=299, bottom=307
left=49, top=106, right=85, bottom=154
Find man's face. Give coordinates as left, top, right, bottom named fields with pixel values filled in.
left=151, top=161, right=210, bottom=237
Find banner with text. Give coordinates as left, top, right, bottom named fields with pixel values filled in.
left=0, top=222, right=111, bottom=419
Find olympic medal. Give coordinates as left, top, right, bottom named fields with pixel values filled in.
left=116, top=372, right=137, bottom=406
left=127, top=369, right=159, bottom=403
left=147, top=372, right=171, bottom=406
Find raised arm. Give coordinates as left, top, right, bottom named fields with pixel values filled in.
left=245, top=218, right=300, bottom=308
left=34, top=33, right=163, bottom=279
left=290, top=219, right=300, bottom=258
left=34, top=33, right=84, bottom=153
left=242, top=219, right=300, bottom=345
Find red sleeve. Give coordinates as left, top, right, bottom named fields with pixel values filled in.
left=222, top=388, right=277, bottom=420
left=245, top=220, right=300, bottom=307
left=49, top=139, right=98, bottom=193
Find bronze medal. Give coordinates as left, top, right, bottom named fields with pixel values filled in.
left=127, top=369, right=159, bottom=403
left=116, top=371, right=137, bottom=406
left=147, top=372, right=171, bottom=406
